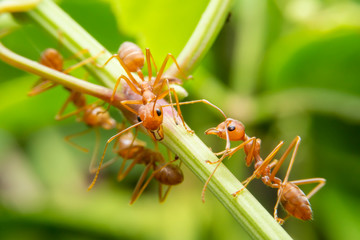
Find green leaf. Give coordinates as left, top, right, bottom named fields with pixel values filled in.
left=266, top=28, right=360, bottom=96
left=110, top=0, right=208, bottom=63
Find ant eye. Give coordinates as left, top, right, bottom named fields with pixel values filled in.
left=156, top=109, right=162, bottom=116
left=227, top=125, right=235, bottom=131
left=137, top=116, right=142, bottom=122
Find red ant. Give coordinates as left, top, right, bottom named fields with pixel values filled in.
left=204, top=119, right=326, bottom=223
left=239, top=136, right=325, bottom=224
left=88, top=41, right=226, bottom=190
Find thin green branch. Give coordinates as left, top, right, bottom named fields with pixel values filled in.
left=230, top=0, right=267, bottom=95
left=165, top=0, right=234, bottom=77
left=1, top=0, right=292, bottom=239
left=0, top=43, right=117, bottom=104
left=0, top=0, right=41, bottom=13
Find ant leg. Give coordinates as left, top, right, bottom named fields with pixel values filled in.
left=145, top=48, right=159, bottom=79
left=132, top=157, right=180, bottom=204
left=117, top=127, right=141, bottom=181
left=272, top=178, right=326, bottom=224
left=88, top=121, right=143, bottom=190
left=271, top=137, right=303, bottom=224
left=88, top=128, right=119, bottom=173
left=63, top=50, right=105, bottom=74
left=88, top=127, right=100, bottom=172
left=289, top=178, right=326, bottom=200
left=153, top=53, right=191, bottom=87
left=160, top=78, right=179, bottom=125
left=120, top=99, right=143, bottom=115
left=159, top=184, right=173, bottom=203
left=270, top=136, right=301, bottom=183
left=268, top=159, right=279, bottom=169
left=156, top=81, right=194, bottom=133
left=207, top=137, right=256, bottom=165
left=129, top=162, right=154, bottom=204
left=102, top=54, right=142, bottom=88
left=117, top=156, right=143, bottom=181
left=274, top=188, right=285, bottom=224
left=201, top=154, right=227, bottom=203
left=65, top=127, right=93, bottom=152
left=201, top=136, right=256, bottom=202
left=145, top=48, right=153, bottom=80
left=101, top=75, right=141, bottom=113
left=28, top=79, right=57, bottom=96
left=232, top=141, right=284, bottom=197
left=245, top=137, right=257, bottom=167
left=109, top=75, right=141, bottom=103
left=159, top=154, right=181, bottom=202
left=162, top=99, right=227, bottom=119
left=55, top=102, right=97, bottom=121
left=55, top=91, right=77, bottom=120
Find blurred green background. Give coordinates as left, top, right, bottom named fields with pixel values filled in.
left=1, top=0, right=360, bottom=239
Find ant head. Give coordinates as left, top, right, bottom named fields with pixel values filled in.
left=205, top=118, right=245, bottom=141
left=138, top=103, right=164, bottom=140
left=40, top=48, right=63, bottom=71
left=154, top=164, right=184, bottom=185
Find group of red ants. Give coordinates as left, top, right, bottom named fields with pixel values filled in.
left=29, top=42, right=325, bottom=225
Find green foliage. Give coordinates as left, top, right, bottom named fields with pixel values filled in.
left=1, top=0, right=360, bottom=239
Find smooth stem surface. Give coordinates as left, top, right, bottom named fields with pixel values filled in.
left=165, top=0, right=234, bottom=77
left=3, top=0, right=292, bottom=239
left=0, top=0, right=41, bottom=13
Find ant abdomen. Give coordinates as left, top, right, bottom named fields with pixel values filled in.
left=280, top=183, right=312, bottom=221
left=154, top=164, right=184, bottom=185
left=39, top=48, right=63, bottom=71
left=118, top=41, right=144, bottom=72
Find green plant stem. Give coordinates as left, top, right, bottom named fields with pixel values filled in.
left=230, top=0, right=267, bottom=96
left=165, top=0, right=234, bottom=77
left=1, top=0, right=292, bottom=239
left=0, top=0, right=41, bottom=13
left=0, top=42, right=117, bottom=104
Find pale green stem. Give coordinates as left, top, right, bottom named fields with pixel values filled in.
left=0, top=13, right=20, bottom=37
left=230, top=0, right=267, bottom=95
left=0, top=0, right=41, bottom=13
left=1, top=0, right=292, bottom=239
left=165, top=0, right=234, bottom=77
